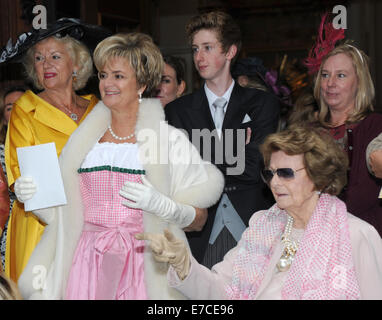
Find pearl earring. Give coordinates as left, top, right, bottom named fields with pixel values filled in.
left=138, top=92, right=142, bottom=104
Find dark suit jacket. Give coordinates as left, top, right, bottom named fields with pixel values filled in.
left=165, top=83, right=280, bottom=262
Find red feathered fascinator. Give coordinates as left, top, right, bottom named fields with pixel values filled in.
left=304, top=13, right=345, bottom=74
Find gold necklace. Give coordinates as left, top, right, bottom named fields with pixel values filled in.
left=61, top=95, right=79, bottom=121
left=42, top=92, right=79, bottom=121
left=61, top=104, right=78, bottom=121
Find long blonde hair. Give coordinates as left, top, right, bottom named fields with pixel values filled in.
left=313, top=43, right=375, bottom=126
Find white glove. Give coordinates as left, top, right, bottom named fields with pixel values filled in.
left=14, top=176, right=37, bottom=203
left=119, top=176, right=196, bottom=228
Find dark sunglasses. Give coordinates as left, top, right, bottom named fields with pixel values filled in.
left=261, top=167, right=305, bottom=184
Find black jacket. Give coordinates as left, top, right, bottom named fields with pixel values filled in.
left=165, top=83, right=280, bottom=262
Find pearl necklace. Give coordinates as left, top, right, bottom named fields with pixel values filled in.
left=276, top=215, right=298, bottom=272
left=108, top=125, right=135, bottom=141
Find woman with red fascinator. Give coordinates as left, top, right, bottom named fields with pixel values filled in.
left=305, top=13, right=382, bottom=237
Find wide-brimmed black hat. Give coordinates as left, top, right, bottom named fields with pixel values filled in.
left=0, top=17, right=112, bottom=64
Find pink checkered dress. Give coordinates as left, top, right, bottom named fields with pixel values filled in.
left=65, top=142, right=147, bottom=300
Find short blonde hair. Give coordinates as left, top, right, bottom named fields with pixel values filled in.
left=260, top=126, right=348, bottom=195
left=93, top=33, right=163, bottom=96
left=313, top=43, right=375, bottom=126
left=23, top=35, right=93, bottom=91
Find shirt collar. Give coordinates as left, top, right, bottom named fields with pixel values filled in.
left=204, top=79, right=235, bottom=109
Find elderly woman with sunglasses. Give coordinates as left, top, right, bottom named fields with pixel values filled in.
left=137, top=126, right=382, bottom=300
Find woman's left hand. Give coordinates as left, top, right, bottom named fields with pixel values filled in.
left=119, top=176, right=161, bottom=211
left=119, top=176, right=196, bottom=228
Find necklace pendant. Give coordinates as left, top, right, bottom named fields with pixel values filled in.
left=276, top=215, right=298, bottom=273
left=277, top=255, right=292, bottom=272
left=70, top=113, right=78, bottom=121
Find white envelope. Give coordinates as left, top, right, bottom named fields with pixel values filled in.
left=17, top=142, right=67, bottom=211
left=242, top=113, right=251, bottom=124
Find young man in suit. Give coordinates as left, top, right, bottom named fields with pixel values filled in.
left=165, top=11, right=280, bottom=268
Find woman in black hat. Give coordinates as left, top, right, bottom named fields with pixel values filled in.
left=1, top=18, right=110, bottom=283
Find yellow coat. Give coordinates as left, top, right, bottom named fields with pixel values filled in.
left=4, top=90, right=98, bottom=281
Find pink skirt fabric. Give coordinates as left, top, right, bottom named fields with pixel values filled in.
left=65, top=168, right=148, bottom=300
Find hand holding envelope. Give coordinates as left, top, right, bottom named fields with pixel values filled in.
left=16, top=142, right=67, bottom=211
left=14, top=176, right=37, bottom=203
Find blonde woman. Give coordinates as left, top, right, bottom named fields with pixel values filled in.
left=312, top=43, right=382, bottom=236
left=18, top=33, right=224, bottom=300
left=1, top=18, right=110, bottom=282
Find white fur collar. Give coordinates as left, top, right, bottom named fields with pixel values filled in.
left=19, top=98, right=223, bottom=300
